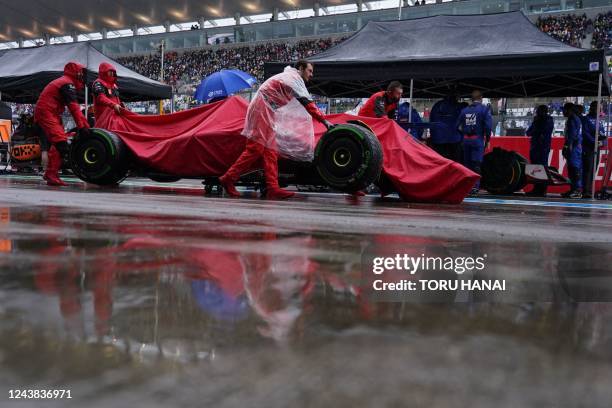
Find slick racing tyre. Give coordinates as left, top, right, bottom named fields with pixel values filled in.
left=481, top=147, right=528, bottom=194
left=315, top=123, right=383, bottom=192
left=70, top=128, right=130, bottom=185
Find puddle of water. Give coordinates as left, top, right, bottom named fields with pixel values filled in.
left=0, top=205, right=611, bottom=407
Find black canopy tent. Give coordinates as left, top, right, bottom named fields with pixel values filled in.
left=0, top=42, right=171, bottom=103
left=264, top=11, right=610, bottom=99
left=0, top=102, right=11, bottom=120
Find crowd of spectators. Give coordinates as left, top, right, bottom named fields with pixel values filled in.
left=537, top=12, right=612, bottom=50
left=117, top=37, right=345, bottom=87
left=536, top=14, right=589, bottom=48
left=591, top=11, right=611, bottom=50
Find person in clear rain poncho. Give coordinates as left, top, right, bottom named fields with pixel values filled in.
left=219, top=60, right=333, bottom=200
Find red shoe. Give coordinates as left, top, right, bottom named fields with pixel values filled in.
left=219, top=175, right=241, bottom=198
left=45, top=174, right=68, bottom=187
left=266, top=188, right=295, bottom=200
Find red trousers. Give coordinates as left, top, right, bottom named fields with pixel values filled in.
left=224, top=138, right=280, bottom=189
left=35, top=113, right=68, bottom=181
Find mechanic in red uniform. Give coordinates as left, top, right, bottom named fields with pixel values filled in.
left=358, top=81, right=403, bottom=119
left=92, top=62, right=124, bottom=120
left=219, top=60, right=333, bottom=200
left=34, top=62, right=90, bottom=186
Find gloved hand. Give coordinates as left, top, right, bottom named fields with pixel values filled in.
left=323, top=120, right=335, bottom=130
left=78, top=127, right=91, bottom=138
left=562, top=145, right=571, bottom=159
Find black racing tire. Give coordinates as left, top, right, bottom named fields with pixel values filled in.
left=69, top=128, right=130, bottom=185
left=481, top=147, right=528, bottom=195
left=314, top=123, right=383, bottom=192
left=148, top=174, right=181, bottom=183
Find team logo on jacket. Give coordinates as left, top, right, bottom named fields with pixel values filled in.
left=465, top=113, right=477, bottom=126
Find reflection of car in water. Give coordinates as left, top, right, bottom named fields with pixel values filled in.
left=5, top=206, right=612, bottom=364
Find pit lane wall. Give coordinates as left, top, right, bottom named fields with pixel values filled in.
left=490, top=136, right=612, bottom=193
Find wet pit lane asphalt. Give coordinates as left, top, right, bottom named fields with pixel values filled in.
left=1, top=175, right=612, bottom=408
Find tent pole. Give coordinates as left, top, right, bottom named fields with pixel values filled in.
left=160, top=40, right=165, bottom=115
left=85, top=42, right=90, bottom=118
left=171, top=88, right=175, bottom=113
left=604, top=92, right=612, bottom=139
left=591, top=73, right=602, bottom=199
left=408, top=78, right=414, bottom=123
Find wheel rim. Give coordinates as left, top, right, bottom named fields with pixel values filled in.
left=73, top=138, right=110, bottom=177
left=83, top=147, right=99, bottom=165
left=320, top=137, right=362, bottom=180
left=332, top=147, right=352, bottom=167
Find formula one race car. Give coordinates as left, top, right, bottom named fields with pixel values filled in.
left=68, top=96, right=479, bottom=203
left=70, top=120, right=383, bottom=194
left=480, top=147, right=569, bottom=195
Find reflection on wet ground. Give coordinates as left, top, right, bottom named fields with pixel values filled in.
left=1, top=177, right=612, bottom=407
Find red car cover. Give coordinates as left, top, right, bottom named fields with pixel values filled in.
left=96, top=96, right=478, bottom=203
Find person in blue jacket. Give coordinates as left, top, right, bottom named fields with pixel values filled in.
left=561, top=103, right=583, bottom=198
left=526, top=105, right=555, bottom=196
left=456, top=90, right=492, bottom=194
left=395, top=101, right=424, bottom=142
left=581, top=101, right=607, bottom=198
left=429, top=92, right=464, bottom=162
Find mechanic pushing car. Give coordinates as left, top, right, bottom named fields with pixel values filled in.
left=456, top=90, right=492, bottom=195
left=358, top=81, right=402, bottom=119
left=93, top=62, right=125, bottom=120
left=34, top=61, right=90, bottom=186
left=219, top=59, right=333, bottom=200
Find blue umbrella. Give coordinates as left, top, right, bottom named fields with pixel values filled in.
left=191, top=280, right=249, bottom=322
left=194, top=69, right=257, bottom=103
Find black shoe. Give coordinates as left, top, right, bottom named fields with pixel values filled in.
left=563, top=190, right=582, bottom=199
left=526, top=190, right=546, bottom=197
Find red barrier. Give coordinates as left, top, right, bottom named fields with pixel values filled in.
left=489, top=136, right=612, bottom=192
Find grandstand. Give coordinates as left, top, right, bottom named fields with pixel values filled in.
left=1, top=0, right=610, bottom=54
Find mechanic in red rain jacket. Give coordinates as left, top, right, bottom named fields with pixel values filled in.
left=358, top=81, right=403, bottom=119
left=219, top=60, right=333, bottom=200
left=34, top=62, right=90, bottom=186
left=93, top=62, right=124, bottom=120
